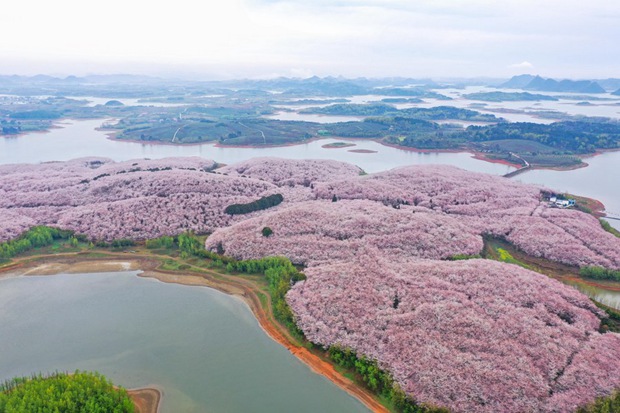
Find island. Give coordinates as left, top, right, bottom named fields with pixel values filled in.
left=1, top=157, right=619, bottom=413
left=462, top=91, right=559, bottom=102
left=322, top=141, right=357, bottom=149
left=2, top=75, right=620, bottom=170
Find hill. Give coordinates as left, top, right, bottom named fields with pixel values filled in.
left=3, top=158, right=620, bottom=413
left=501, top=75, right=605, bottom=93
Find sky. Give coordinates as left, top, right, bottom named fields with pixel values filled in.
left=1, top=0, right=618, bottom=79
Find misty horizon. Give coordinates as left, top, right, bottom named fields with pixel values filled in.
left=1, top=0, right=618, bottom=80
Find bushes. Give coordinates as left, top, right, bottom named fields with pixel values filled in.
left=110, top=239, right=135, bottom=249
left=0, top=371, right=134, bottom=413
left=601, top=219, right=620, bottom=238
left=224, top=194, right=283, bottom=215
left=224, top=256, right=305, bottom=332
left=0, top=226, right=73, bottom=262
left=145, top=235, right=175, bottom=249
left=447, top=254, right=481, bottom=261
left=580, top=266, right=620, bottom=282
left=577, top=389, right=620, bottom=412
left=167, top=232, right=304, bottom=333
left=328, top=346, right=446, bottom=413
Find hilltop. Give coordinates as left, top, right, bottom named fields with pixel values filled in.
left=501, top=74, right=606, bottom=93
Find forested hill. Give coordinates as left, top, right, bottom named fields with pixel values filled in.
left=500, top=74, right=606, bottom=93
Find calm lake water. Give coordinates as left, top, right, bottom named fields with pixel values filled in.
left=0, top=272, right=369, bottom=413
left=0, top=118, right=515, bottom=175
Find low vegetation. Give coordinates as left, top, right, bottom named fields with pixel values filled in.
left=576, top=390, right=620, bottom=413
left=329, top=346, right=448, bottom=413
left=0, top=371, right=134, bottom=413
left=0, top=226, right=76, bottom=262
left=580, top=266, right=620, bottom=282
left=463, top=121, right=620, bottom=154
left=601, top=219, right=620, bottom=238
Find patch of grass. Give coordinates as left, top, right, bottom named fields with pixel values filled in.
left=256, top=291, right=268, bottom=308
left=479, top=139, right=558, bottom=154
left=482, top=236, right=532, bottom=270
left=601, top=219, right=620, bottom=238
left=522, top=154, right=583, bottom=168
left=447, top=254, right=481, bottom=261
left=160, top=259, right=183, bottom=271
left=496, top=248, right=531, bottom=269
left=498, top=248, right=515, bottom=262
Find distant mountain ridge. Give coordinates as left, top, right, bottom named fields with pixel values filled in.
left=501, top=74, right=606, bottom=93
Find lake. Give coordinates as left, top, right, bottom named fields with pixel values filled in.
left=0, top=272, right=369, bottom=413
left=0, top=118, right=515, bottom=175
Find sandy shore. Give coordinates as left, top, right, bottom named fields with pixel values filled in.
left=1, top=254, right=388, bottom=413
left=128, top=387, right=162, bottom=413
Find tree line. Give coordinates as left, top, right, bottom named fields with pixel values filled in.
left=329, top=346, right=448, bottom=413
left=156, top=232, right=306, bottom=333
left=580, top=266, right=620, bottom=282
left=0, top=226, right=75, bottom=262
left=224, top=193, right=284, bottom=215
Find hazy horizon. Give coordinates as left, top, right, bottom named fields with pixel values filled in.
left=1, top=0, right=618, bottom=79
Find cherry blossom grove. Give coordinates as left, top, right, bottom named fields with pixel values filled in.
left=0, top=157, right=279, bottom=240
left=2, top=157, right=620, bottom=411
left=205, top=199, right=483, bottom=265
left=216, top=157, right=363, bottom=187
left=308, top=165, right=620, bottom=269
left=286, top=255, right=620, bottom=413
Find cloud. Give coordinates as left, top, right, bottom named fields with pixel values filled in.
left=508, top=61, right=535, bottom=70
left=0, top=0, right=618, bottom=78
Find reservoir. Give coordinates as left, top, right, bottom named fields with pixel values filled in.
left=0, top=271, right=370, bottom=413
left=0, top=118, right=515, bottom=175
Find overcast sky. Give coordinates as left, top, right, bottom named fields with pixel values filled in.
left=1, top=0, right=618, bottom=79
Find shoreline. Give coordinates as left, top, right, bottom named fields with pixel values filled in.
left=0, top=254, right=388, bottom=413
left=469, top=152, right=523, bottom=169
left=92, top=123, right=620, bottom=173
left=128, top=387, right=162, bottom=413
